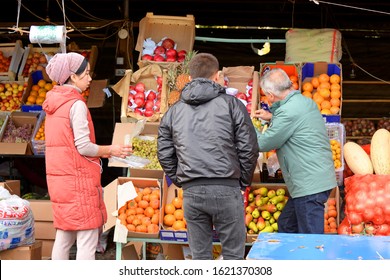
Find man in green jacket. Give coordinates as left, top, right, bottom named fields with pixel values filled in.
left=254, top=68, right=337, bottom=234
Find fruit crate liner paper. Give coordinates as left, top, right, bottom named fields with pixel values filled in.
left=113, top=181, right=138, bottom=243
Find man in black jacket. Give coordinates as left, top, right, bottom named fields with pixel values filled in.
left=158, top=53, right=259, bottom=260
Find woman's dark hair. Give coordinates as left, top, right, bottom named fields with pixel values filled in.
left=75, top=57, right=88, bottom=75
left=65, top=57, right=88, bottom=84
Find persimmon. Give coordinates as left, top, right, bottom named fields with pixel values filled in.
left=141, top=216, right=151, bottom=226
left=151, top=213, right=159, bottom=225
left=147, top=224, right=159, bottom=233
left=118, top=205, right=127, bottom=215
left=149, top=199, right=160, bottom=210
left=138, top=200, right=149, bottom=209
left=149, top=193, right=159, bottom=201
left=151, top=189, right=160, bottom=198
left=136, top=207, right=144, bottom=214
left=126, top=208, right=136, bottom=216
left=126, top=215, right=134, bottom=224
left=126, top=224, right=136, bottom=231
left=134, top=192, right=143, bottom=203
left=136, top=224, right=147, bottom=233
left=144, top=206, right=155, bottom=218
left=142, top=187, right=152, bottom=195
left=329, top=221, right=337, bottom=229
left=132, top=218, right=142, bottom=226
left=127, top=200, right=137, bottom=209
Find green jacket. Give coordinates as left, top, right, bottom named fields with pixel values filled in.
left=257, top=90, right=337, bottom=198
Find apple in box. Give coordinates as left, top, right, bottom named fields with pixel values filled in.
left=162, top=38, right=175, bottom=50
left=154, top=46, right=166, bottom=56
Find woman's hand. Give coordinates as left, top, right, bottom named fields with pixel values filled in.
left=107, top=144, right=133, bottom=158
left=253, top=109, right=272, bottom=121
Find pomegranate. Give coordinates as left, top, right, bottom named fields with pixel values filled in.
left=177, top=50, right=187, bottom=57
left=147, top=91, right=157, bottom=100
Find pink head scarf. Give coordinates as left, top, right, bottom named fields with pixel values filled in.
left=46, top=52, right=86, bottom=85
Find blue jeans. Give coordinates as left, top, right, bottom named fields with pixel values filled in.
left=278, top=189, right=331, bottom=234
left=183, top=184, right=246, bottom=260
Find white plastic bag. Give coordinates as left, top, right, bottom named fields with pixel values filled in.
left=0, top=187, right=35, bottom=251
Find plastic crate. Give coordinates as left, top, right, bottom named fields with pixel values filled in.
left=31, top=111, right=45, bottom=155
left=326, top=122, right=345, bottom=186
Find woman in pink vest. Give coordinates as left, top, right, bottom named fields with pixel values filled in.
left=43, top=52, right=132, bottom=260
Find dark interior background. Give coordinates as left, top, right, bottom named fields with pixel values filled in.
left=1, top=0, right=389, bottom=191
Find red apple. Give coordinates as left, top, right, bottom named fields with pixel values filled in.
left=247, top=79, right=253, bottom=87
left=134, top=82, right=145, bottom=93
left=153, top=54, right=165, bottom=62
left=177, top=50, right=187, bottom=57
left=162, top=38, right=175, bottom=50
left=166, top=49, right=177, bottom=58
left=134, top=91, right=145, bottom=100
left=156, top=76, right=163, bottom=86
left=166, top=56, right=176, bottom=62
left=134, top=97, right=145, bottom=108
left=154, top=46, right=166, bottom=55
left=141, top=54, right=153, bottom=61
left=144, top=109, right=154, bottom=117
left=235, top=92, right=247, bottom=101
left=144, top=100, right=154, bottom=110
left=177, top=55, right=185, bottom=62
left=147, top=91, right=157, bottom=100
left=134, top=108, right=143, bottom=116
left=246, top=103, right=252, bottom=113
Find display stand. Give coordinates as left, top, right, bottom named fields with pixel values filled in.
left=116, top=237, right=254, bottom=260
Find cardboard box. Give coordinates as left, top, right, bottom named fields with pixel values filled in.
left=0, top=111, right=39, bottom=155
left=135, top=13, right=195, bottom=69
left=103, top=177, right=162, bottom=238
left=245, top=184, right=289, bottom=243
left=108, top=122, right=164, bottom=179
left=0, top=40, right=26, bottom=81
left=217, top=66, right=259, bottom=117
left=0, top=180, right=21, bottom=196
left=39, top=239, right=55, bottom=259
left=301, top=62, right=343, bottom=121
left=112, top=67, right=167, bottom=123
left=34, top=221, right=56, bottom=240
left=28, top=199, right=53, bottom=221
left=159, top=175, right=219, bottom=242
left=0, top=240, right=42, bottom=260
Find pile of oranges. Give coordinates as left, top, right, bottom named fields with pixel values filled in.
left=26, top=79, right=56, bottom=106
left=34, top=117, right=45, bottom=141
left=301, top=73, right=341, bottom=115
left=324, top=197, right=338, bottom=234
left=117, top=186, right=160, bottom=234
left=163, top=188, right=186, bottom=231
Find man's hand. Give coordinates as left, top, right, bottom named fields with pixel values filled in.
left=253, top=109, right=272, bottom=121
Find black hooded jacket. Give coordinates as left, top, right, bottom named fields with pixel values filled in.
left=157, top=78, right=259, bottom=189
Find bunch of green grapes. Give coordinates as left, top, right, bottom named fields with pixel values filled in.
left=132, top=137, right=162, bottom=170
left=252, top=118, right=262, bottom=132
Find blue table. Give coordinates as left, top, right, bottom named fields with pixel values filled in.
left=246, top=233, right=390, bottom=260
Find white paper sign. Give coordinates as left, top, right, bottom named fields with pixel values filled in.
left=114, top=180, right=138, bottom=243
